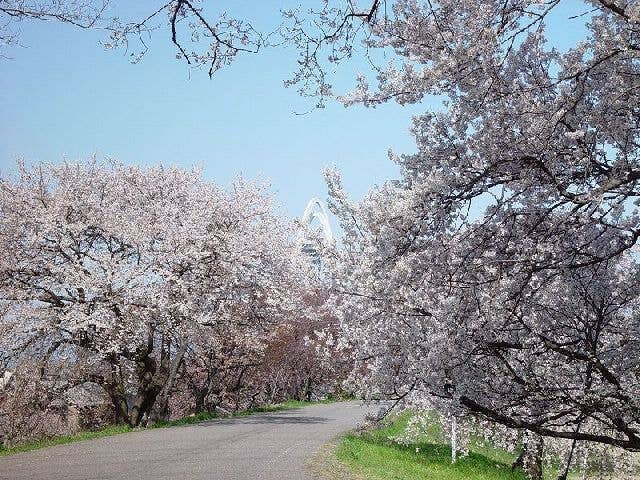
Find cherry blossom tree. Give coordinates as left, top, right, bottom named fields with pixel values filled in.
left=4, top=2, right=640, bottom=476
left=308, top=0, right=640, bottom=477
left=0, top=159, right=312, bottom=427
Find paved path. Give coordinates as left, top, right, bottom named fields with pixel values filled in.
left=0, top=401, right=376, bottom=480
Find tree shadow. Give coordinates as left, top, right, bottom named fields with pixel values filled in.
left=194, top=414, right=329, bottom=427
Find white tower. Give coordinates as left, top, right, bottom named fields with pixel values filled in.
left=300, top=198, right=334, bottom=268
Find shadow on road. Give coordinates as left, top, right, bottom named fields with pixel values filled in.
left=195, top=414, right=330, bottom=426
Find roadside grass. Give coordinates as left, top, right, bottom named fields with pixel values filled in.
left=0, top=398, right=338, bottom=457
left=333, top=413, right=611, bottom=480
left=0, top=424, right=134, bottom=458
left=335, top=412, right=529, bottom=480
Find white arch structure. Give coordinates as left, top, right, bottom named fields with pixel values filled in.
left=300, top=197, right=334, bottom=244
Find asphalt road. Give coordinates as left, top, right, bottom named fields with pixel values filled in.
left=0, top=401, right=377, bottom=480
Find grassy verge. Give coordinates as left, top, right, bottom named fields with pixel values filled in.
left=0, top=424, right=135, bottom=458
left=335, top=412, right=528, bottom=480
left=0, top=398, right=338, bottom=457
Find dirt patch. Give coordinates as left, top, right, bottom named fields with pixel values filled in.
left=308, top=439, right=369, bottom=480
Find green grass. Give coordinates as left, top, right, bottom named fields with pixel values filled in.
left=0, top=424, right=134, bottom=457
left=336, top=412, right=528, bottom=480
left=0, top=398, right=337, bottom=457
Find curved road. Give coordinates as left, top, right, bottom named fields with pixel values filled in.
left=0, top=401, right=376, bottom=480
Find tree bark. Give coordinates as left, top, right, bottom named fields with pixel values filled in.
left=526, top=434, right=544, bottom=480
left=128, top=354, right=160, bottom=427
left=104, top=356, right=130, bottom=425
left=304, top=376, right=313, bottom=402
left=512, top=432, right=544, bottom=480
left=148, top=338, right=188, bottom=424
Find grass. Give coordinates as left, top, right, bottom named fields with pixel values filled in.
left=0, top=424, right=134, bottom=457
left=332, top=413, right=606, bottom=480
left=335, top=412, right=529, bottom=480
left=0, top=398, right=338, bottom=457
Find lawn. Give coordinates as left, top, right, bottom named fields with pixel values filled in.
left=335, top=412, right=528, bottom=480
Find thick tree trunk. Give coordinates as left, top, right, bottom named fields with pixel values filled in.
left=148, top=339, right=188, bottom=424
left=193, top=384, right=210, bottom=413
left=128, top=354, right=160, bottom=427
left=104, top=356, right=131, bottom=425
left=106, top=385, right=130, bottom=425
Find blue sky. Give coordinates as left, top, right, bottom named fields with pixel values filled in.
left=0, top=1, right=588, bottom=220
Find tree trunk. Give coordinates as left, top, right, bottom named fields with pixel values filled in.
left=104, top=356, right=130, bottom=425
left=129, top=354, right=160, bottom=427
left=512, top=432, right=544, bottom=480
left=148, top=339, right=188, bottom=424
left=106, top=385, right=130, bottom=425
left=304, top=377, right=313, bottom=402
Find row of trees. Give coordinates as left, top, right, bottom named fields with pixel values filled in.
left=317, top=0, right=640, bottom=478
left=2, top=1, right=640, bottom=478
left=0, top=160, right=346, bottom=445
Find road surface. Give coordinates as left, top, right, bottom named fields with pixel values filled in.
left=0, top=401, right=376, bottom=480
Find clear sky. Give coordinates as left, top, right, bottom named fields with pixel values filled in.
left=0, top=1, right=588, bottom=220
